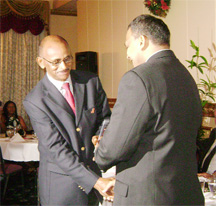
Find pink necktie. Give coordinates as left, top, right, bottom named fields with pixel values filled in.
left=62, top=83, right=76, bottom=115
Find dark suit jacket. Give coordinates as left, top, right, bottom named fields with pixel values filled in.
left=95, top=50, right=204, bottom=205
left=23, top=70, right=111, bottom=205
left=199, top=128, right=216, bottom=172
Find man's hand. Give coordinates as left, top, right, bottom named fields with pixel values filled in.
left=102, top=178, right=116, bottom=202
left=198, top=172, right=213, bottom=180
left=94, top=177, right=115, bottom=202
left=92, top=135, right=100, bottom=160
left=92, top=135, right=100, bottom=148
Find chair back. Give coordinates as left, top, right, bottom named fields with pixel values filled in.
left=108, top=98, right=116, bottom=109
left=0, top=146, right=6, bottom=176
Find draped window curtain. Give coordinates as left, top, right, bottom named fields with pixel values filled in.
left=0, top=0, right=49, bottom=130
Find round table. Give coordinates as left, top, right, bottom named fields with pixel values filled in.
left=0, top=134, right=39, bottom=162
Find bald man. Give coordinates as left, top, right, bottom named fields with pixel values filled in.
left=23, top=35, right=112, bottom=205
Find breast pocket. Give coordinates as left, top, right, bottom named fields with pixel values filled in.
left=80, top=107, right=97, bottom=134
left=114, top=180, right=129, bottom=197
left=83, top=107, right=97, bottom=122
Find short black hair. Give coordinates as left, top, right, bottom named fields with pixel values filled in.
left=128, top=14, right=170, bottom=46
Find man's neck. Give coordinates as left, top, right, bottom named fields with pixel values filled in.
left=144, top=44, right=170, bottom=62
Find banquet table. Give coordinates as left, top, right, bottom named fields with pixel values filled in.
left=0, top=133, right=39, bottom=162
left=204, top=192, right=216, bottom=206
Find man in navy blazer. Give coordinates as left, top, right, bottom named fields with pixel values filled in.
left=23, top=35, right=112, bottom=205
left=95, top=15, right=204, bottom=205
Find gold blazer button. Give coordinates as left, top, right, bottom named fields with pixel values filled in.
left=76, top=128, right=80, bottom=132
left=81, top=147, right=85, bottom=151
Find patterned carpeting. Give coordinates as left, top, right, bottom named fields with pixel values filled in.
left=1, top=162, right=39, bottom=206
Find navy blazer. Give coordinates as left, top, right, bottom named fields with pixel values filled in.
left=24, top=70, right=111, bottom=205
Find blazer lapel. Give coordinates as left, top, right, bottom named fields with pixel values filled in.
left=41, top=75, right=80, bottom=152
left=42, top=75, right=75, bottom=119
left=71, top=73, right=85, bottom=125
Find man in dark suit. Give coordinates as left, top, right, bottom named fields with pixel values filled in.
left=94, top=15, right=204, bottom=205
left=23, top=35, right=112, bottom=205
left=198, top=128, right=216, bottom=179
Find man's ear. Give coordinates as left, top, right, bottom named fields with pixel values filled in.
left=36, top=57, right=45, bottom=69
left=139, top=35, right=148, bottom=50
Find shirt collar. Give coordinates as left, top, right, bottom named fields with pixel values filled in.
left=46, top=73, right=72, bottom=92
left=146, top=49, right=170, bottom=62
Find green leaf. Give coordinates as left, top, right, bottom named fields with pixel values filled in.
left=186, top=60, right=192, bottom=64
left=200, top=56, right=208, bottom=65
left=201, top=100, right=208, bottom=108
left=208, top=95, right=215, bottom=101
left=197, top=66, right=204, bottom=74
left=198, top=89, right=205, bottom=94
left=190, top=40, right=195, bottom=48
left=210, top=83, right=216, bottom=88
left=200, top=78, right=208, bottom=84
left=190, top=40, right=198, bottom=51
left=199, top=63, right=208, bottom=68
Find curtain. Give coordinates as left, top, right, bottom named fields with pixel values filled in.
left=0, top=0, right=49, bottom=130
left=0, top=30, right=45, bottom=130
left=0, top=0, right=49, bottom=35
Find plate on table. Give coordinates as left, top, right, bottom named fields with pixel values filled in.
left=24, top=134, right=37, bottom=140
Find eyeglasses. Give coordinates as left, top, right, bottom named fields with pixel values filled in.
left=41, top=55, right=73, bottom=67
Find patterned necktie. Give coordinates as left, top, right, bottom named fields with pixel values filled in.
left=62, top=82, right=76, bottom=115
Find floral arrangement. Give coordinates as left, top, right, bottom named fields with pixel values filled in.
left=143, top=0, right=171, bottom=18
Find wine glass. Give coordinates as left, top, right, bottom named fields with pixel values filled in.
left=198, top=176, right=206, bottom=194
left=6, top=129, right=14, bottom=138
left=208, top=179, right=216, bottom=199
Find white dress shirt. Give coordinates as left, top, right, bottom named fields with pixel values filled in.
left=46, top=73, right=74, bottom=96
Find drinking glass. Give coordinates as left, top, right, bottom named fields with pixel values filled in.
left=14, top=125, right=21, bottom=133
left=208, top=179, right=216, bottom=199
left=6, top=129, right=14, bottom=138
left=198, top=176, right=206, bottom=194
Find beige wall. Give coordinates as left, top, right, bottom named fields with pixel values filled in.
left=77, top=0, right=216, bottom=98
left=50, top=14, right=78, bottom=70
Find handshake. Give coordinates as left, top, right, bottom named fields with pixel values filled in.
left=92, top=135, right=116, bottom=202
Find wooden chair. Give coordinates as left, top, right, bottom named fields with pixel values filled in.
left=108, top=98, right=116, bottom=109
left=0, top=146, right=24, bottom=200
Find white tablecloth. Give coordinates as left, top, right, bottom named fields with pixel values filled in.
left=204, top=192, right=216, bottom=206
left=0, top=134, right=39, bottom=162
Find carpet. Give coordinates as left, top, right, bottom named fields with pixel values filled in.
left=1, top=162, right=39, bottom=206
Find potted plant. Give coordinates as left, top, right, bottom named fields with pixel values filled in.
left=186, top=40, right=216, bottom=108
left=186, top=40, right=216, bottom=165
left=186, top=40, right=216, bottom=137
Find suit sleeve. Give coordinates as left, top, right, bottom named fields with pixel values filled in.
left=23, top=100, right=99, bottom=194
left=95, top=77, right=112, bottom=134
left=95, top=71, right=152, bottom=171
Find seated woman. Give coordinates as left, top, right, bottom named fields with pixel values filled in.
left=198, top=128, right=216, bottom=180
left=0, top=100, right=27, bottom=136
